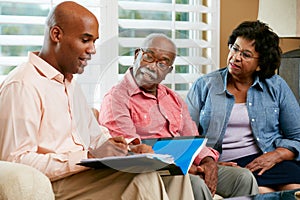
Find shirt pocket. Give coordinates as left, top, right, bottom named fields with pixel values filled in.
left=264, top=107, right=280, bottom=133
left=131, top=112, right=151, bottom=127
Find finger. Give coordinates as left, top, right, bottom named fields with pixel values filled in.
left=130, top=144, right=153, bottom=153
left=257, top=168, right=266, bottom=176
left=219, top=162, right=238, bottom=167
left=112, top=136, right=127, bottom=145
left=196, top=166, right=205, bottom=173
left=110, top=139, right=128, bottom=152
left=113, top=142, right=128, bottom=150
left=245, top=163, right=258, bottom=172
left=258, top=164, right=275, bottom=175
left=205, top=179, right=217, bottom=196
left=114, top=144, right=128, bottom=155
left=210, top=187, right=216, bottom=196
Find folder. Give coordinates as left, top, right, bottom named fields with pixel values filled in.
left=77, top=136, right=207, bottom=175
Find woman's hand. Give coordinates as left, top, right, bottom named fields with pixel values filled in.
left=245, top=147, right=295, bottom=175
left=218, top=161, right=239, bottom=167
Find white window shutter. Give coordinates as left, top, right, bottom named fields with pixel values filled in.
left=0, top=0, right=220, bottom=105
left=117, top=0, right=220, bottom=99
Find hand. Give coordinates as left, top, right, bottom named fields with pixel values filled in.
left=189, top=164, right=203, bottom=178
left=246, top=147, right=295, bottom=175
left=129, top=144, right=154, bottom=154
left=198, top=157, right=218, bottom=196
left=245, top=147, right=295, bottom=175
left=245, top=153, right=277, bottom=175
left=88, top=136, right=128, bottom=158
left=218, top=161, right=239, bottom=167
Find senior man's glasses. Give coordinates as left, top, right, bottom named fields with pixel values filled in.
left=229, top=44, right=259, bottom=61
left=139, top=48, right=173, bottom=71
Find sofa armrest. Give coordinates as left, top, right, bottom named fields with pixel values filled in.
left=0, top=161, right=54, bottom=200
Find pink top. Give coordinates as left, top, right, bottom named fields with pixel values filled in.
left=99, top=68, right=219, bottom=165
left=219, top=103, right=260, bottom=161
left=0, top=52, right=111, bottom=181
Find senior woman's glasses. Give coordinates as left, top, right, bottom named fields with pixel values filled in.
left=139, top=48, right=173, bottom=71
left=229, top=44, right=259, bottom=61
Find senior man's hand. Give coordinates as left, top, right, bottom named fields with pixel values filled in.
left=129, top=144, right=154, bottom=154
left=197, top=157, right=218, bottom=196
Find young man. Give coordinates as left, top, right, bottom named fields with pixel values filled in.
left=99, top=33, right=259, bottom=199
left=0, top=2, right=194, bottom=199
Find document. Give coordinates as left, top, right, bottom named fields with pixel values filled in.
left=77, top=136, right=207, bottom=175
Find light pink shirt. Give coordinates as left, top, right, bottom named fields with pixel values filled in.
left=0, top=52, right=111, bottom=181
left=99, top=68, right=219, bottom=165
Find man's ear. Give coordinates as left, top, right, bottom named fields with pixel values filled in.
left=168, top=66, right=174, bottom=73
left=49, top=26, right=63, bottom=42
left=134, top=48, right=140, bottom=60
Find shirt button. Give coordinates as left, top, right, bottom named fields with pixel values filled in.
left=251, top=118, right=255, bottom=122
left=144, top=115, right=147, bottom=119
left=249, top=102, right=252, bottom=106
left=257, top=137, right=260, bottom=141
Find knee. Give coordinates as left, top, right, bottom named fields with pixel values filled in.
left=235, top=168, right=256, bottom=186
left=189, top=174, right=207, bottom=188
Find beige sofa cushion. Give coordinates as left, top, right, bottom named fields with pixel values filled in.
left=0, top=161, right=54, bottom=200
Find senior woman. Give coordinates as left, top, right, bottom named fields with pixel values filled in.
left=186, top=20, right=300, bottom=193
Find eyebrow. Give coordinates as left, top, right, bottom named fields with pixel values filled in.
left=82, top=33, right=98, bottom=39
left=144, top=48, right=173, bottom=61
left=233, top=44, right=254, bottom=54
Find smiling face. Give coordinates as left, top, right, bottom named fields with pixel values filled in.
left=227, top=37, right=260, bottom=82
left=132, top=36, right=176, bottom=93
left=41, top=2, right=99, bottom=76
left=57, top=17, right=99, bottom=75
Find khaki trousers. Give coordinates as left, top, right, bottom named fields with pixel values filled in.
left=52, top=169, right=194, bottom=200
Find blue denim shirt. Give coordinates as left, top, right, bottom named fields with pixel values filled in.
left=186, top=67, right=300, bottom=161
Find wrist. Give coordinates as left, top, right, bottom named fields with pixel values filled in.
left=200, top=156, right=215, bottom=164
left=274, top=147, right=295, bottom=162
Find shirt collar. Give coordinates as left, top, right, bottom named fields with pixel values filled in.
left=28, top=52, right=73, bottom=83
left=221, top=67, right=263, bottom=93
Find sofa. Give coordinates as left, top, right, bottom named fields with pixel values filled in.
left=0, top=161, right=54, bottom=200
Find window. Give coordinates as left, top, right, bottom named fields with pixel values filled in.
left=0, top=0, right=101, bottom=81
left=117, top=0, right=220, bottom=99
left=0, top=0, right=220, bottom=107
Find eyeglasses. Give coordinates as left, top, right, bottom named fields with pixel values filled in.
left=228, top=44, right=259, bottom=61
left=139, top=48, right=173, bottom=71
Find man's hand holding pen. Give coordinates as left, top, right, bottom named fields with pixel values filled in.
left=88, top=136, right=154, bottom=158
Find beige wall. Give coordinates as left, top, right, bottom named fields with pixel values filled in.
left=220, top=0, right=300, bottom=67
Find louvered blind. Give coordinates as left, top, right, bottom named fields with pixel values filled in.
left=0, top=0, right=220, bottom=106
left=117, top=0, right=220, bottom=98
left=0, top=0, right=101, bottom=81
